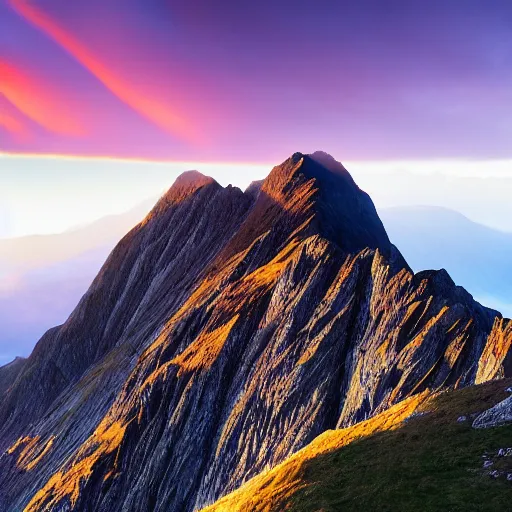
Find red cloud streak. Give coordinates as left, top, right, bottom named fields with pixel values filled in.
left=9, top=0, right=197, bottom=142
left=0, top=60, right=85, bottom=136
left=0, top=104, right=29, bottom=140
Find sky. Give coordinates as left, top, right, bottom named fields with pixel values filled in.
left=4, top=154, right=512, bottom=239
left=2, top=0, right=512, bottom=162
left=0, top=153, right=271, bottom=238
left=2, top=1, right=512, bottom=362
left=3, top=0, right=512, bottom=237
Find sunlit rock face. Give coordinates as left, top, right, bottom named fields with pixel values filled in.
left=0, top=153, right=510, bottom=511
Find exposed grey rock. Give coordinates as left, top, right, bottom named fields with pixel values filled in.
left=497, top=447, right=512, bottom=457
left=473, top=395, right=512, bottom=429
left=404, top=411, right=428, bottom=423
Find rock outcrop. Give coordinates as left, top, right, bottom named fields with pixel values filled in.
left=473, top=395, right=512, bottom=428
left=0, top=153, right=510, bottom=511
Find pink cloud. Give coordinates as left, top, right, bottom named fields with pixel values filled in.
left=9, top=0, right=199, bottom=143
left=0, top=60, right=86, bottom=136
left=0, top=101, right=29, bottom=141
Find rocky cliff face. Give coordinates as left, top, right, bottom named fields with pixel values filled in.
left=0, top=357, right=26, bottom=397
left=0, top=153, right=510, bottom=512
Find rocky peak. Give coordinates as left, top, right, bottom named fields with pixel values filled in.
left=308, top=150, right=356, bottom=183
left=145, top=170, right=220, bottom=222
left=0, top=152, right=510, bottom=512
left=172, top=170, right=217, bottom=190
left=164, top=170, right=219, bottom=202
left=259, top=151, right=392, bottom=256
left=244, top=180, right=264, bottom=202
left=0, top=356, right=26, bottom=397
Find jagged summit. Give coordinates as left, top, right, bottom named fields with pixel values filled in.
left=0, top=356, right=26, bottom=397
left=283, top=150, right=354, bottom=183
left=165, top=170, right=219, bottom=201
left=308, top=150, right=356, bottom=182
left=145, top=170, right=220, bottom=221
left=244, top=179, right=264, bottom=201
left=255, top=151, right=392, bottom=256
left=0, top=151, right=510, bottom=512
left=147, top=152, right=387, bottom=259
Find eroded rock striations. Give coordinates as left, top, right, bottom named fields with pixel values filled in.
left=473, top=394, right=512, bottom=429
left=0, top=153, right=510, bottom=511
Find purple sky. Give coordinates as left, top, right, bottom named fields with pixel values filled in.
left=1, top=0, right=512, bottom=162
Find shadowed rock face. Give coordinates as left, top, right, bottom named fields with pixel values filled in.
left=0, top=153, right=510, bottom=512
left=0, top=357, right=26, bottom=397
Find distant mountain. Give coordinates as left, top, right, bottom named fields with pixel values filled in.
left=354, top=170, right=512, bottom=233
left=0, top=200, right=154, bottom=364
left=0, top=153, right=510, bottom=512
left=380, top=206, right=512, bottom=316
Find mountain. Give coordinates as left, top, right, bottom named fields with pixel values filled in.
left=353, top=170, right=512, bottom=233
left=5, top=199, right=511, bottom=368
left=0, top=200, right=154, bottom=364
left=380, top=206, right=512, bottom=316
left=204, top=378, right=512, bottom=512
left=0, top=152, right=510, bottom=512
left=0, top=357, right=26, bottom=397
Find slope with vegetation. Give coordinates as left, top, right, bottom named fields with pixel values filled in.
left=205, top=379, right=512, bottom=512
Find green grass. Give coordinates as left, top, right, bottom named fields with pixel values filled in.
left=291, top=380, right=512, bottom=512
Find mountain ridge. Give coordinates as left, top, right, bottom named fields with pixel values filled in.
left=0, top=152, right=510, bottom=512
left=380, top=205, right=512, bottom=317
left=202, top=378, right=512, bottom=512
left=0, top=199, right=155, bottom=364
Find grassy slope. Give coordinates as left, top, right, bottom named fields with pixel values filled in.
left=203, top=379, right=512, bottom=512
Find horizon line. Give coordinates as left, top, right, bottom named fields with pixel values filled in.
left=3, top=150, right=512, bottom=166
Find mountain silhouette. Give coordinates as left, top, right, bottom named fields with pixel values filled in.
left=0, top=153, right=510, bottom=512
